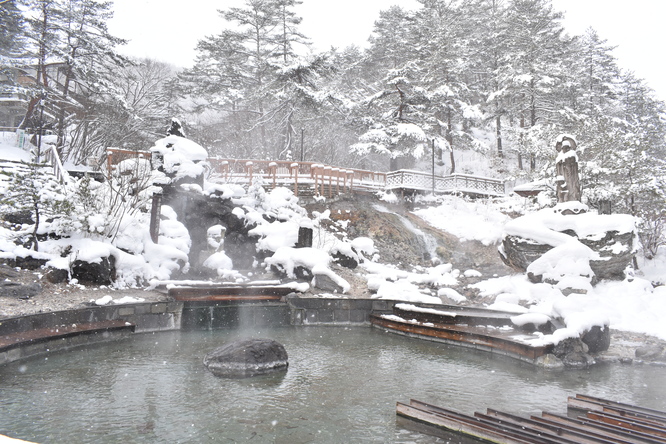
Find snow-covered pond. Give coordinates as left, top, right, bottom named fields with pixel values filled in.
left=1, top=327, right=666, bottom=443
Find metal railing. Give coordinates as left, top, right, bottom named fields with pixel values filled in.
left=386, top=169, right=505, bottom=196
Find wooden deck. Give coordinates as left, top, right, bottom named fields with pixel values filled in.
left=371, top=303, right=555, bottom=363
left=397, top=395, right=666, bottom=444
left=167, top=283, right=298, bottom=302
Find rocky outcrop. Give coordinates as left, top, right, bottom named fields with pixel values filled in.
left=203, top=338, right=288, bottom=378
left=553, top=337, right=595, bottom=368
left=500, top=208, right=636, bottom=284
left=161, top=188, right=259, bottom=273
left=71, top=255, right=116, bottom=285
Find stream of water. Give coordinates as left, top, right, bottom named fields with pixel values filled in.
left=1, top=327, right=665, bottom=443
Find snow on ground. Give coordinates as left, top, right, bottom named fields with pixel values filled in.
left=3, top=132, right=666, bottom=343
left=412, top=195, right=512, bottom=245
left=412, top=193, right=666, bottom=342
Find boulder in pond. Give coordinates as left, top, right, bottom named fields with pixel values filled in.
left=203, top=338, right=288, bottom=378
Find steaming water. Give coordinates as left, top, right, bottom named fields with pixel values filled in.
left=1, top=327, right=666, bottom=443
left=373, top=204, right=439, bottom=261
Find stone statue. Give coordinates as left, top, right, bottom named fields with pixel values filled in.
left=555, top=135, right=581, bottom=203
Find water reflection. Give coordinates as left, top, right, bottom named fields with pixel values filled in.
left=0, top=327, right=665, bottom=443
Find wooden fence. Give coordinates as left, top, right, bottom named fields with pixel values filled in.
left=105, top=149, right=504, bottom=198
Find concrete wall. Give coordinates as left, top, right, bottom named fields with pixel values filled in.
left=0, top=298, right=398, bottom=364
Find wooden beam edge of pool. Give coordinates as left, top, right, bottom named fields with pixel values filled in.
left=397, top=395, right=666, bottom=444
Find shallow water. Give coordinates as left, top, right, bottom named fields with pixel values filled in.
left=1, top=327, right=665, bottom=443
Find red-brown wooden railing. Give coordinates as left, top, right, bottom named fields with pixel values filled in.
left=105, top=149, right=505, bottom=197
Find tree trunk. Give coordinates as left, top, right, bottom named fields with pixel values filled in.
left=496, top=114, right=503, bottom=158
left=447, top=107, right=455, bottom=174
left=518, top=112, right=525, bottom=170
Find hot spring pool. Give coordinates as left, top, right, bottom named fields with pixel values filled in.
left=1, top=326, right=665, bottom=443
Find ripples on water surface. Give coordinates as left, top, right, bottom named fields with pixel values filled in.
left=1, top=326, right=666, bottom=443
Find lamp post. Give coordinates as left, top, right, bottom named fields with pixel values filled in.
left=431, top=138, right=435, bottom=194
left=300, top=127, right=305, bottom=162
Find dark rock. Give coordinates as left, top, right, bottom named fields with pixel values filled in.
left=44, top=267, right=69, bottom=284
left=582, top=231, right=634, bottom=280
left=582, top=325, right=611, bottom=353
left=0, top=264, right=19, bottom=280
left=203, top=338, right=288, bottom=378
left=635, top=344, right=664, bottom=360
left=71, top=255, right=116, bottom=285
left=0, top=281, right=41, bottom=299
left=313, top=271, right=346, bottom=293
left=535, top=354, right=564, bottom=369
left=293, top=265, right=313, bottom=280
left=501, top=228, right=634, bottom=283
left=561, top=351, right=596, bottom=368
left=553, top=337, right=595, bottom=368
left=295, top=227, right=313, bottom=248
left=160, top=187, right=259, bottom=272
left=12, top=256, right=48, bottom=270
left=332, top=251, right=358, bottom=269
left=500, top=235, right=553, bottom=272
left=553, top=337, right=588, bottom=356
left=2, top=211, right=33, bottom=225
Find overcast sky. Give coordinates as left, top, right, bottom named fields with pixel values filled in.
left=108, top=0, right=666, bottom=101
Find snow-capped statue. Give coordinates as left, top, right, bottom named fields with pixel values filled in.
left=555, top=135, right=581, bottom=203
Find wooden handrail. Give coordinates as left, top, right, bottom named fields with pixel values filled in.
left=45, top=145, right=69, bottom=185
left=105, top=149, right=503, bottom=197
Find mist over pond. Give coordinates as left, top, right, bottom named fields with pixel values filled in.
left=1, top=327, right=665, bottom=443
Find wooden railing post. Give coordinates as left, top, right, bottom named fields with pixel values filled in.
left=268, top=162, right=277, bottom=189
left=290, top=162, right=299, bottom=196
left=245, top=161, right=253, bottom=184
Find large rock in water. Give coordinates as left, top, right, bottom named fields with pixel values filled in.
left=203, top=338, right=288, bottom=378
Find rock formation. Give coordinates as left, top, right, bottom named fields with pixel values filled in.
left=203, top=338, right=288, bottom=378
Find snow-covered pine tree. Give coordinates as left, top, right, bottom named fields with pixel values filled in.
left=0, top=0, right=27, bottom=57
left=179, top=0, right=309, bottom=159
left=0, top=149, right=72, bottom=251
left=502, top=0, right=573, bottom=171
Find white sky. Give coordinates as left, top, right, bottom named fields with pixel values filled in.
left=108, top=0, right=666, bottom=101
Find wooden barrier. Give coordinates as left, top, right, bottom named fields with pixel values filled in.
left=105, top=150, right=504, bottom=198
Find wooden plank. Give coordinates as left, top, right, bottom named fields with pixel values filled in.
left=585, top=412, right=666, bottom=439
left=473, top=412, right=582, bottom=444
left=397, top=401, right=534, bottom=444
left=370, top=314, right=551, bottom=362
left=407, top=400, right=576, bottom=444
left=0, top=320, right=135, bottom=352
left=570, top=395, right=666, bottom=424
left=539, top=412, right=666, bottom=444
left=485, top=409, right=623, bottom=444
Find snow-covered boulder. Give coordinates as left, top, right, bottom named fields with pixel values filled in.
left=500, top=204, right=636, bottom=285
left=150, top=135, right=208, bottom=186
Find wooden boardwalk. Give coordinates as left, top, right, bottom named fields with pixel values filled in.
left=398, top=394, right=666, bottom=443
left=105, top=149, right=506, bottom=198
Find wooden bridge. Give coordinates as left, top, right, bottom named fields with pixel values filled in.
left=105, top=148, right=505, bottom=198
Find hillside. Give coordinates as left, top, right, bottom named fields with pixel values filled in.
left=2, top=132, right=666, bottom=354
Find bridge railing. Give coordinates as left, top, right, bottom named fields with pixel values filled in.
left=105, top=149, right=504, bottom=197
left=386, top=170, right=505, bottom=196
left=207, top=158, right=386, bottom=197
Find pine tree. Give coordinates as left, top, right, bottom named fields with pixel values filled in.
left=0, top=0, right=27, bottom=57
left=502, top=0, right=572, bottom=171
left=179, top=0, right=310, bottom=158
